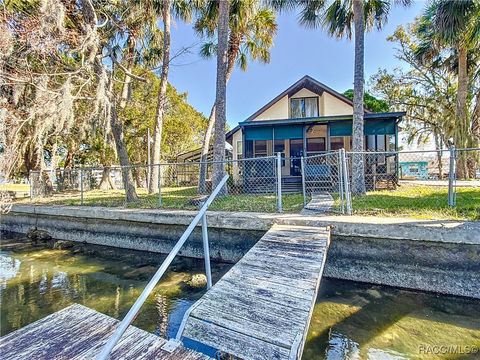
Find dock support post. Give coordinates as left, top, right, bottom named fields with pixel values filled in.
left=301, top=156, right=306, bottom=207
left=448, top=145, right=456, bottom=207
left=202, top=213, right=212, bottom=289
left=276, top=152, right=283, bottom=213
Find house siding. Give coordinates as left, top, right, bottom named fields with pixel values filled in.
left=252, top=88, right=353, bottom=121
left=322, top=92, right=353, bottom=116
left=253, top=95, right=289, bottom=120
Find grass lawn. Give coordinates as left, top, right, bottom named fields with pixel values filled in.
left=20, top=186, right=305, bottom=213
left=0, top=183, right=30, bottom=192
left=15, top=184, right=480, bottom=220
left=350, top=185, right=480, bottom=220
left=0, top=183, right=30, bottom=199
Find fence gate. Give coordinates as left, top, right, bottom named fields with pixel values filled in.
left=301, top=151, right=351, bottom=214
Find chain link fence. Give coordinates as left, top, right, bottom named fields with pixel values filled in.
left=28, top=155, right=288, bottom=213
left=300, top=151, right=349, bottom=214
left=346, top=147, right=480, bottom=219
left=26, top=148, right=479, bottom=218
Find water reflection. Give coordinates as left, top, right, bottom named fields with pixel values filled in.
left=2, top=238, right=479, bottom=360
left=304, top=278, right=480, bottom=360
left=0, top=238, right=231, bottom=336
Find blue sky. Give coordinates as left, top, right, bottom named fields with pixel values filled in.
left=168, top=1, right=426, bottom=128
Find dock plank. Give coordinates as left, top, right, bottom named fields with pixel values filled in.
left=182, top=224, right=330, bottom=360
left=184, top=318, right=290, bottom=360
left=0, top=304, right=210, bottom=360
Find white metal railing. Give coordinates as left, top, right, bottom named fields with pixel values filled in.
left=96, top=175, right=229, bottom=360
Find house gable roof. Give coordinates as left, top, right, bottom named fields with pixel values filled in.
left=245, top=75, right=368, bottom=121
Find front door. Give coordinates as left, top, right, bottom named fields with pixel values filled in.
left=290, top=139, right=303, bottom=176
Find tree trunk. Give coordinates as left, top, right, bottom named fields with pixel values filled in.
left=212, top=0, right=229, bottom=194
left=50, top=141, right=58, bottom=170
left=149, top=0, right=171, bottom=194
left=110, top=103, right=138, bottom=202
left=351, top=0, right=366, bottom=195
left=102, top=57, right=138, bottom=203
left=198, top=52, right=236, bottom=194
left=198, top=105, right=216, bottom=194
left=455, top=43, right=469, bottom=179
left=472, top=90, right=480, bottom=141
left=119, top=37, right=135, bottom=109
left=99, top=167, right=115, bottom=190
left=433, top=128, right=443, bottom=180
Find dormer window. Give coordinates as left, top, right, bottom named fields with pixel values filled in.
left=290, top=97, right=319, bottom=118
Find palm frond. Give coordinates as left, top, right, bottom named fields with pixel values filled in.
left=199, top=41, right=217, bottom=59
left=267, top=0, right=300, bottom=13
left=322, top=0, right=352, bottom=38
left=299, top=0, right=327, bottom=30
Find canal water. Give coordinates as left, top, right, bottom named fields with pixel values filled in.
left=1, top=236, right=479, bottom=359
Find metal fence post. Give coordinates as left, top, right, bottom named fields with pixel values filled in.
left=337, top=151, right=345, bottom=214
left=29, top=171, right=33, bottom=202
left=158, top=163, right=162, bottom=207
left=340, top=149, right=352, bottom=215
left=300, top=156, right=306, bottom=207
left=147, top=128, right=151, bottom=190
left=80, top=167, right=84, bottom=206
left=448, top=145, right=456, bottom=207
left=276, top=152, right=283, bottom=213
left=201, top=213, right=212, bottom=289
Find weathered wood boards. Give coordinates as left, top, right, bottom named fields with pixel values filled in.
left=182, top=224, right=330, bottom=360
left=0, top=304, right=210, bottom=360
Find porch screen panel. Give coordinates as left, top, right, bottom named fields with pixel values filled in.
left=274, top=125, right=303, bottom=139
left=244, top=140, right=254, bottom=158
left=365, top=119, right=396, bottom=135
left=244, top=126, right=273, bottom=141
left=329, top=121, right=352, bottom=136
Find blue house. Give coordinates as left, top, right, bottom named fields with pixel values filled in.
left=226, top=76, right=404, bottom=191
left=399, top=161, right=429, bottom=179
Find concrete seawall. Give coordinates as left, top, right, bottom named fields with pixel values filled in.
left=2, top=205, right=479, bottom=299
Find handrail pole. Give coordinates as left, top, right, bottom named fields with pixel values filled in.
left=202, top=213, right=212, bottom=289
left=96, top=175, right=229, bottom=360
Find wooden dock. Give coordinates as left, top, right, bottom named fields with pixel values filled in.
left=181, top=224, right=330, bottom=360
left=0, top=304, right=210, bottom=360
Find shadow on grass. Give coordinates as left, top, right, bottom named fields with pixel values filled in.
left=23, top=187, right=304, bottom=213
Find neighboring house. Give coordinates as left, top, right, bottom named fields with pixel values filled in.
left=399, top=161, right=429, bottom=180
left=226, top=75, right=404, bottom=191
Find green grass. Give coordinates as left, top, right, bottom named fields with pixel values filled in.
left=16, top=184, right=480, bottom=220
left=21, top=186, right=305, bottom=213
left=0, top=183, right=30, bottom=192
left=349, top=185, right=480, bottom=220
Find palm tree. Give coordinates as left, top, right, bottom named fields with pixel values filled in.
left=102, top=1, right=163, bottom=202
left=272, top=0, right=411, bottom=194
left=148, top=0, right=172, bottom=194
left=196, top=0, right=277, bottom=194
left=415, top=0, right=480, bottom=178
left=212, top=0, right=230, bottom=193
left=148, top=0, right=197, bottom=193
